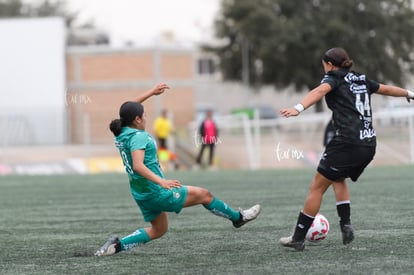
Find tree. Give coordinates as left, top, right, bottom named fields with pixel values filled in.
left=1, top=0, right=75, bottom=25
left=0, top=0, right=22, bottom=17
left=207, top=0, right=414, bottom=98
left=0, top=0, right=109, bottom=45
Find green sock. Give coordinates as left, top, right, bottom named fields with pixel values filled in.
left=203, top=197, right=240, bottom=221
left=120, top=228, right=151, bottom=251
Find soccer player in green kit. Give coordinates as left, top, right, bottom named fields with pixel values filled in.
left=279, top=47, right=414, bottom=251
left=95, top=83, right=261, bottom=256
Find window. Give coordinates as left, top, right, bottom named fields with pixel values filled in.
left=197, top=58, right=215, bottom=75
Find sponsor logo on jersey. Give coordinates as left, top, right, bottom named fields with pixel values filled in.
left=360, top=128, right=376, bottom=140
left=350, top=83, right=367, bottom=94
left=360, top=120, right=376, bottom=140
left=344, top=72, right=366, bottom=83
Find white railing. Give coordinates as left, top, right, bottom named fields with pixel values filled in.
left=189, top=108, right=414, bottom=170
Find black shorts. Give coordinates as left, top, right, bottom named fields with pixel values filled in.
left=317, top=140, right=376, bottom=182
left=157, top=138, right=167, bottom=149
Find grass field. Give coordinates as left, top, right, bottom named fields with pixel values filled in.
left=1, top=165, right=413, bottom=275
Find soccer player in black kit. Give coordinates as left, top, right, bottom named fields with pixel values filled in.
left=279, top=47, right=414, bottom=251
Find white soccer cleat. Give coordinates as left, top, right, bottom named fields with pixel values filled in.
left=232, top=204, right=261, bottom=228
left=94, top=236, right=121, bottom=256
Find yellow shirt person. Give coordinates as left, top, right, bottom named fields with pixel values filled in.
left=153, top=109, right=172, bottom=149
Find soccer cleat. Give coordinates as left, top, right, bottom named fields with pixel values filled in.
left=232, top=204, right=261, bottom=228
left=341, top=224, right=354, bottom=245
left=94, top=236, right=121, bottom=256
left=279, top=236, right=305, bottom=251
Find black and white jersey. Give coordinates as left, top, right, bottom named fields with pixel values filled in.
left=321, top=69, right=380, bottom=146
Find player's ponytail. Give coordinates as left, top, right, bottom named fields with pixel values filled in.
left=341, top=59, right=353, bottom=70
left=323, top=47, right=353, bottom=70
left=109, top=101, right=144, bottom=137
left=109, top=119, right=123, bottom=136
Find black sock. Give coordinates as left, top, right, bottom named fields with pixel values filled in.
left=336, top=202, right=351, bottom=228
left=234, top=212, right=243, bottom=224
left=115, top=241, right=121, bottom=253
left=292, top=212, right=314, bottom=241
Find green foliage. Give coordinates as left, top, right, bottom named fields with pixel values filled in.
left=0, top=0, right=78, bottom=27
left=1, top=166, right=414, bottom=274
left=209, top=0, right=414, bottom=90
left=0, top=0, right=23, bottom=17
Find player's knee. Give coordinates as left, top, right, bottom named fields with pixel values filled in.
left=194, top=188, right=213, bottom=204
left=201, top=189, right=214, bottom=203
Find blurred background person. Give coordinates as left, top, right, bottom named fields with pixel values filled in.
left=153, top=109, right=179, bottom=170
left=195, top=109, right=219, bottom=169
left=153, top=109, right=173, bottom=150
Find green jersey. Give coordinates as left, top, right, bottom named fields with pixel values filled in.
left=114, top=127, right=164, bottom=200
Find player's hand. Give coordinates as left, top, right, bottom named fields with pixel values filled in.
left=152, top=82, right=170, bottom=96
left=159, top=179, right=181, bottom=190
left=279, top=108, right=300, bottom=118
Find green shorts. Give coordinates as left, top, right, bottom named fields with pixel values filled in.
left=135, top=186, right=188, bottom=222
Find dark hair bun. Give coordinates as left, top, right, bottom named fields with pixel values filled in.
left=109, top=119, right=122, bottom=136
left=323, top=47, right=353, bottom=70
left=341, top=59, right=353, bottom=69
left=109, top=101, right=144, bottom=136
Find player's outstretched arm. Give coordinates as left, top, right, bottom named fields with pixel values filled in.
left=134, top=82, right=170, bottom=103
left=279, top=83, right=331, bottom=118
left=376, top=84, right=414, bottom=102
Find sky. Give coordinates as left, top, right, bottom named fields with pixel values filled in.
left=66, top=0, right=221, bottom=47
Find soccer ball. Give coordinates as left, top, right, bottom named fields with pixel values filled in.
left=305, top=213, right=330, bottom=242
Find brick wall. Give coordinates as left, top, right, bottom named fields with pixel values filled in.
left=66, top=47, right=195, bottom=144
